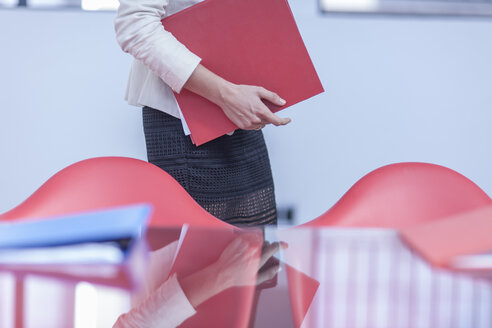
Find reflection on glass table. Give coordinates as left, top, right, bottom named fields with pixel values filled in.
left=0, top=226, right=491, bottom=328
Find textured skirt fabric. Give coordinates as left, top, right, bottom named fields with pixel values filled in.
left=142, top=106, right=277, bottom=226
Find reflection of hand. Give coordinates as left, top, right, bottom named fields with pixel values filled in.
left=214, top=234, right=263, bottom=289
left=114, top=235, right=289, bottom=327
left=215, top=236, right=288, bottom=289
left=256, top=241, right=287, bottom=284
left=180, top=234, right=287, bottom=308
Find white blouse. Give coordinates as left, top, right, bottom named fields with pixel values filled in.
left=114, top=0, right=203, bottom=120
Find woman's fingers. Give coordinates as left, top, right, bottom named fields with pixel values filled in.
left=258, top=242, right=282, bottom=268
left=251, top=123, right=266, bottom=130
left=255, top=88, right=291, bottom=127
left=257, top=107, right=291, bottom=127
left=218, top=83, right=291, bottom=130
left=256, top=263, right=281, bottom=285
left=256, top=87, right=286, bottom=106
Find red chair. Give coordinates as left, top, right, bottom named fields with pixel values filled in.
left=303, top=162, right=492, bottom=228
left=0, top=157, right=233, bottom=328
left=0, top=156, right=228, bottom=228
left=289, top=163, right=492, bottom=328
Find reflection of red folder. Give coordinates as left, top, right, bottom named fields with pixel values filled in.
left=162, top=0, right=324, bottom=146
left=400, top=205, right=492, bottom=269
left=286, top=265, right=319, bottom=328
left=169, top=226, right=318, bottom=327
left=169, top=227, right=261, bottom=328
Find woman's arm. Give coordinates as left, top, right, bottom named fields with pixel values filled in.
left=113, top=274, right=197, bottom=328
left=115, top=0, right=201, bottom=93
left=115, top=0, right=291, bottom=130
left=113, top=236, right=284, bottom=327
left=179, top=235, right=284, bottom=308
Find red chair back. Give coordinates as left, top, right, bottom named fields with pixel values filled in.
left=304, top=162, right=492, bottom=228
left=0, top=157, right=228, bottom=228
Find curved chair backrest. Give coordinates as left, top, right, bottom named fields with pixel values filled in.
left=0, top=157, right=234, bottom=328
left=303, top=162, right=492, bottom=229
left=0, top=157, right=229, bottom=228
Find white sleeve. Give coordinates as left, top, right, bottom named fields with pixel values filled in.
left=114, top=0, right=202, bottom=93
left=113, top=274, right=196, bottom=328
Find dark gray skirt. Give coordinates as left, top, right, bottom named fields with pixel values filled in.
left=142, top=106, right=277, bottom=226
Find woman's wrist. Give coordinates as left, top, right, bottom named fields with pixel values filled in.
left=214, top=80, right=238, bottom=107
left=184, top=64, right=232, bottom=106
left=179, top=262, right=227, bottom=308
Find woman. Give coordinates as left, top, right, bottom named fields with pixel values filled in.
left=114, top=0, right=291, bottom=226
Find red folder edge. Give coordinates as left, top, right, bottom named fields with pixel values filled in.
left=400, top=204, right=492, bottom=269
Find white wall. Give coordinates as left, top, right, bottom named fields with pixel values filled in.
left=1, top=3, right=492, bottom=224
left=265, top=2, right=492, bottom=223
left=0, top=8, right=145, bottom=214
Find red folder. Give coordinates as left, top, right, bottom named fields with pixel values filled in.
left=169, top=227, right=262, bottom=328
left=168, top=227, right=318, bottom=327
left=162, top=0, right=324, bottom=146
left=400, top=205, right=492, bottom=269
left=286, top=265, right=320, bottom=328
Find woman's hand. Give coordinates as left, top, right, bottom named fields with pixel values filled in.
left=184, top=64, right=291, bottom=130
left=216, top=83, right=291, bottom=130
left=179, top=233, right=287, bottom=308
left=214, top=234, right=288, bottom=289
left=213, top=234, right=264, bottom=289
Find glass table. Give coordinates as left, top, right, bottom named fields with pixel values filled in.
left=0, top=227, right=490, bottom=328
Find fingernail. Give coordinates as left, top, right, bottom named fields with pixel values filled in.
left=279, top=98, right=286, bottom=105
